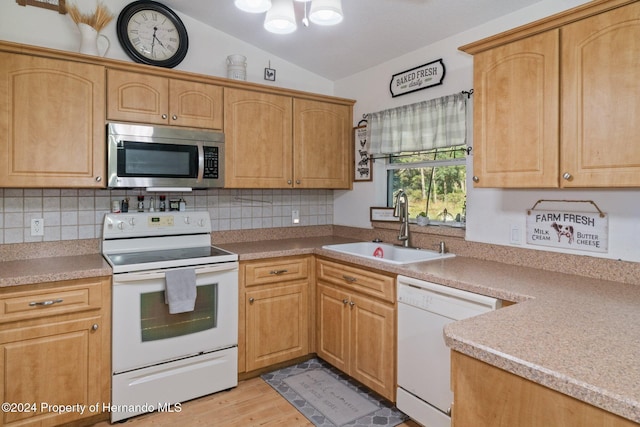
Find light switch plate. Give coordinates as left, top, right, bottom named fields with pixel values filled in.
left=292, top=210, right=300, bottom=224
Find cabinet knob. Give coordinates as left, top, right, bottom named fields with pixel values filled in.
left=287, top=180, right=292, bottom=185
left=472, top=176, right=479, bottom=183
left=296, top=180, right=301, bottom=184
left=172, top=115, right=178, bottom=121
left=349, top=301, right=355, bottom=307
left=162, top=114, right=168, bottom=119
left=342, top=298, right=349, bottom=305
left=95, top=176, right=102, bottom=182
left=562, top=172, right=573, bottom=181
left=91, top=324, right=99, bottom=331
left=249, top=297, right=255, bottom=304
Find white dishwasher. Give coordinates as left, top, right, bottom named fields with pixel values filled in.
left=396, top=275, right=500, bottom=427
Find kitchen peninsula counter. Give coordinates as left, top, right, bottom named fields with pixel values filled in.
left=220, top=237, right=640, bottom=424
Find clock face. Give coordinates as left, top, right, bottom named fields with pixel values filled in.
left=117, top=1, right=189, bottom=68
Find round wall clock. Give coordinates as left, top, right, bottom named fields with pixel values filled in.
left=116, top=0, right=189, bottom=68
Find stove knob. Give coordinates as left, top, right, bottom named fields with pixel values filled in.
left=198, top=219, right=205, bottom=227
left=117, top=221, right=125, bottom=230
left=184, top=216, right=191, bottom=224
left=129, top=218, right=136, bottom=226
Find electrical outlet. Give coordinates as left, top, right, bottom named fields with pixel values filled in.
left=31, top=218, right=44, bottom=236
left=510, top=224, right=521, bottom=244
left=292, top=210, right=300, bottom=225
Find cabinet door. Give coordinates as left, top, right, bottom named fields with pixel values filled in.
left=169, top=79, right=223, bottom=129
left=224, top=88, right=293, bottom=188
left=316, top=283, right=350, bottom=373
left=472, top=30, right=559, bottom=188
left=107, top=69, right=169, bottom=125
left=0, top=53, right=105, bottom=188
left=245, top=282, right=309, bottom=371
left=349, top=293, right=396, bottom=401
left=561, top=2, right=640, bottom=187
left=293, top=99, right=352, bottom=189
left=451, top=351, right=638, bottom=427
left=0, top=316, right=105, bottom=426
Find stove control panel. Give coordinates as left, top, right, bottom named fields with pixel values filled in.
left=103, top=211, right=211, bottom=238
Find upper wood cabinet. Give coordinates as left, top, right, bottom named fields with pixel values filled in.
left=107, top=69, right=223, bottom=130
left=470, top=31, right=560, bottom=188
left=462, top=0, right=640, bottom=188
left=0, top=52, right=106, bottom=188
left=224, top=88, right=293, bottom=188
left=224, top=87, right=353, bottom=189
left=293, top=98, right=352, bottom=189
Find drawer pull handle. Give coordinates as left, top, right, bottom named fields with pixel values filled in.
left=29, top=298, right=63, bottom=307
left=342, top=275, right=357, bottom=283
left=269, top=269, right=288, bottom=275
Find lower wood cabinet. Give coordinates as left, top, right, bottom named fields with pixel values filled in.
left=451, top=350, right=638, bottom=427
left=239, top=256, right=311, bottom=373
left=0, top=276, right=111, bottom=427
left=315, top=258, right=396, bottom=401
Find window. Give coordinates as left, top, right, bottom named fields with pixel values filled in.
left=386, top=145, right=466, bottom=224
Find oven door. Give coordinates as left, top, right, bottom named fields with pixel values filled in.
left=112, top=262, right=238, bottom=373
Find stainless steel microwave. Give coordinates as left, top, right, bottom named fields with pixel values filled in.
left=107, top=122, right=224, bottom=189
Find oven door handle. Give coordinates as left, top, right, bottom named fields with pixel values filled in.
left=114, top=263, right=238, bottom=283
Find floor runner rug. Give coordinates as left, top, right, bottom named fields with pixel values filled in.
left=261, top=358, right=408, bottom=427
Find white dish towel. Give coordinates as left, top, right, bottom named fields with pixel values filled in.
left=164, top=268, right=197, bottom=314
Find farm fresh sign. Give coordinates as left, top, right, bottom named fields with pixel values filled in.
left=526, top=209, right=608, bottom=253
left=389, top=59, right=445, bottom=97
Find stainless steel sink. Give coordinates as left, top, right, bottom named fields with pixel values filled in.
left=322, top=242, right=455, bottom=265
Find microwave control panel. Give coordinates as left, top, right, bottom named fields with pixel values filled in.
left=203, top=146, right=219, bottom=179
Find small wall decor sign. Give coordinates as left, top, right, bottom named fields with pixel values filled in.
left=354, top=125, right=372, bottom=182
left=16, top=0, right=66, bottom=14
left=389, top=58, right=445, bottom=97
left=526, top=209, right=608, bottom=253
left=370, top=207, right=398, bottom=222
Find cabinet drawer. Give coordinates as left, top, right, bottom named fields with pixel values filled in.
left=0, top=279, right=104, bottom=324
left=244, top=256, right=310, bottom=287
left=316, top=259, right=395, bottom=303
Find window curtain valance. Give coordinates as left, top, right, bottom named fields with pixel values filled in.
left=367, top=92, right=467, bottom=155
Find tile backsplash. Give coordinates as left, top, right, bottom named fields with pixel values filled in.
left=0, top=188, right=334, bottom=244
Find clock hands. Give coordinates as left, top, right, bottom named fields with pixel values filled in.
left=152, top=27, right=167, bottom=49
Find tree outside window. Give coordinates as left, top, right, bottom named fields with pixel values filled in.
left=386, top=146, right=466, bottom=224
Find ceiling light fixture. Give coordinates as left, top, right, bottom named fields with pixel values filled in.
left=309, top=0, right=343, bottom=25
left=234, top=0, right=272, bottom=14
left=236, top=0, right=343, bottom=34
left=264, top=0, right=297, bottom=34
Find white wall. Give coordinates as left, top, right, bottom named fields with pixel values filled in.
left=0, top=0, right=333, bottom=94
left=334, top=0, right=640, bottom=263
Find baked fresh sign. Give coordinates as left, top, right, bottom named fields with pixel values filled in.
left=526, top=210, right=608, bottom=253
left=389, top=59, right=445, bottom=97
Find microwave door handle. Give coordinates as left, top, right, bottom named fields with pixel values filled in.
left=197, top=142, right=205, bottom=182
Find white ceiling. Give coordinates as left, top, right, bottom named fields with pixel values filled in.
left=163, top=0, right=543, bottom=81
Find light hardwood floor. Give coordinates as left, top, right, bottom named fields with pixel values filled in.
left=92, top=377, right=420, bottom=427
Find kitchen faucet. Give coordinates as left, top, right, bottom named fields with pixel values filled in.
left=394, top=189, right=411, bottom=247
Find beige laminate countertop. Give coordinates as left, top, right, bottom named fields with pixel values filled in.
left=220, top=236, right=640, bottom=424
left=0, top=254, right=111, bottom=287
